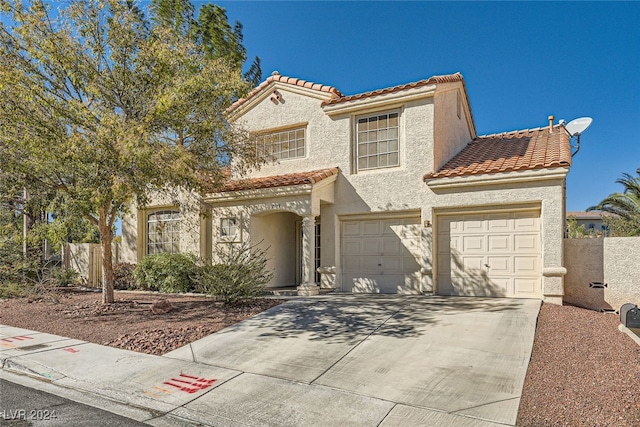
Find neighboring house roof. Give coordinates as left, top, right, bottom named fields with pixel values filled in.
left=228, top=73, right=343, bottom=113
left=321, top=72, right=465, bottom=106
left=567, top=211, right=616, bottom=219
left=424, top=125, right=572, bottom=179
left=220, top=167, right=339, bottom=192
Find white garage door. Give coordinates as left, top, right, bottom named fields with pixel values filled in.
left=342, top=217, right=421, bottom=294
left=437, top=211, right=541, bottom=298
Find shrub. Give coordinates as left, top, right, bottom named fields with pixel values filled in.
left=49, top=266, right=80, bottom=287
left=113, top=262, right=136, bottom=290
left=133, top=253, right=198, bottom=293
left=0, top=282, right=27, bottom=299
left=194, top=241, right=272, bottom=304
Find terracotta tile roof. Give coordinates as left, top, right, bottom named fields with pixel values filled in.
left=228, top=72, right=343, bottom=113
left=220, top=167, right=339, bottom=192
left=424, top=126, right=571, bottom=179
left=322, top=72, right=464, bottom=106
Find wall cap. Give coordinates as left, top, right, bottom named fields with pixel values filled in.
left=543, top=267, right=567, bottom=277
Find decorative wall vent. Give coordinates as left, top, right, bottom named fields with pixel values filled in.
left=589, top=281, right=607, bottom=289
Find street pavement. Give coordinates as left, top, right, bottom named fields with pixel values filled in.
left=0, top=296, right=540, bottom=426
left=0, top=378, right=146, bottom=426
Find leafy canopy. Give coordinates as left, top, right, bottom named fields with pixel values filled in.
left=0, top=0, right=263, bottom=302
left=588, top=168, right=640, bottom=236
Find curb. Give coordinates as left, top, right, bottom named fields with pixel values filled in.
left=618, top=324, right=640, bottom=347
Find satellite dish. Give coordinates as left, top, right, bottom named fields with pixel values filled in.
left=565, top=117, right=592, bottom=136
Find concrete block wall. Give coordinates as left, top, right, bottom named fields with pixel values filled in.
left=564, top=237, right=640, bottom=311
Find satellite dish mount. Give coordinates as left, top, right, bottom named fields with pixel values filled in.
left=565, top=117, right=592, bottom=157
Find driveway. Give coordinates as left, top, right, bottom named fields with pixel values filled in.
left=165, top=295, right=540, bottom=426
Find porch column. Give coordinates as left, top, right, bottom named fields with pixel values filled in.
left=297, top=214, right=319, bottom=296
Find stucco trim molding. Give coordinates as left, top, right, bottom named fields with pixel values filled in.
left=543, top=267, right=568, bottom=277
left=205, top=173, right=338, bottom=204
left=425, top=167, right=569, bottom=191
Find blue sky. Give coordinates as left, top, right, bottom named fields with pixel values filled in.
left=210, top=0, right=639, bottom=211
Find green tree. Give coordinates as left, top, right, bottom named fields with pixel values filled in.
left=566, top=215, right=587, bottom=238
left=588, top=168, right=640, bottom=236
left=0, top=0, right=263, bottom=303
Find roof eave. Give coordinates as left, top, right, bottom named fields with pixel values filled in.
left=425, top=167, right=570, bottom=191
left=323, top=84, right=437, bottom=116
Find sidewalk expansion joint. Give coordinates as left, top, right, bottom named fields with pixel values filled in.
left=375, top=403, right=397, bottom=427
left=309, top=300, right=415, bottom=385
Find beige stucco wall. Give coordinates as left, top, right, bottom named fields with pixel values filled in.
left=119, top=192, right=204, bottom=264
left=564, top=237, right=640, bottom=310
left=564, top=239, right=606, bottom=309
left=124, top=79, right=569, bottom=300
left=433, top=83, right=474, bottom=172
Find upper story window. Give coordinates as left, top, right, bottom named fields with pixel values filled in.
left=256, top=127, right=306, bottom=161
left=356, top=111, right=399, bottom=171
left=147, top=210, right=180, bottom=255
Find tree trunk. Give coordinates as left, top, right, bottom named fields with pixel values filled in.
left=98, top=210, right=115, bottom=304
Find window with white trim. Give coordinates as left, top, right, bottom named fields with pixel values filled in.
left=220, top=217, right=240, bottom=241
left=356, top=111, right=399, bottom=171
left=147, top=210, right=180, bottom=255
left=256, top=127, right=305, bottom=160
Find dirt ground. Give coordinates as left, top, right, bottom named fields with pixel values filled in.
left=1, top=290, right=639, bottom=426
left=0, top=290, right=282, bottom=355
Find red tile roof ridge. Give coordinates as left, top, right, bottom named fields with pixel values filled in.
left=322, top=72, right=464, bottom=107
left=220, top=167, right=340, bottom=192
left=228, top=73, right=343, bottom=113
left=478, top=124, right=567, bottom=139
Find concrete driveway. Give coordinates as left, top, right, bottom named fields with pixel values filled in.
left=165, top=295, right=540, bottom=426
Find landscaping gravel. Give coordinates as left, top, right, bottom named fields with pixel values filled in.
left=517, top=303, right=640, bottom=426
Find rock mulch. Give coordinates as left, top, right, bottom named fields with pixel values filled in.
left=0, top=290, right=282, bottom=355
left=517, top=303, right=640, bottom=426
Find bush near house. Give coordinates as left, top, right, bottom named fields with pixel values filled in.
left=193, top=242, right=273, bottom=304
left=133, top=253, right=198, bottom=294
left=113, top=262, right=137, bottom=290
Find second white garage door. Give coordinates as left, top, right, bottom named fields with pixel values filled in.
left=437, top=211, right=541, bottom=298
left=342, top=216, right=421, bottom=294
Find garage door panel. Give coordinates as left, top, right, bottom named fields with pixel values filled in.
left=462, top=217, right=484, bottom=231
left=514, top=256, right=538, bottom=274
left=343, top=222, right=360, bottom=237
left=458, top=255, right=484, bottom=272
left=514, top=214, right=538, bottom=231
left=382, top=236, right=401, bottom=254
left=488, top=235, right=511, bottom=252
left=362, top=239, right=381, bottom=255
left=486, top=256, right=510, bottom=274
left=343, top=239, right=361, bottom=256
left=362, top=221, right=381, bottom=236
left=462, top=235, right=484, bottom=252
left=437, top=210, right=541, bottom=298
left=486, top=214, right=510, bottom=231
left=342, top=216, right=421, bottom=294
left=514, top=278, right=540, bottom=297
left=514, top=234, right=538, bottom=251
left=484, top=277, right=509, bottom=297
left=359, top=256, right=382, bottom=272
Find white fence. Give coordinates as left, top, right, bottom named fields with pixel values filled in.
left=564, top=237, right=640, bottom=311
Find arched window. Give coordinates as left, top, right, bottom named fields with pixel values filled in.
left=147, top=210, right=180, bottom=255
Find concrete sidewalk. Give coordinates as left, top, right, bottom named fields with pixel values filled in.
left=1, top=296, right=540, bottom=426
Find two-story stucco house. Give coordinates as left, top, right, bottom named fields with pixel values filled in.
left=121, top=71, right=572, bottom=303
